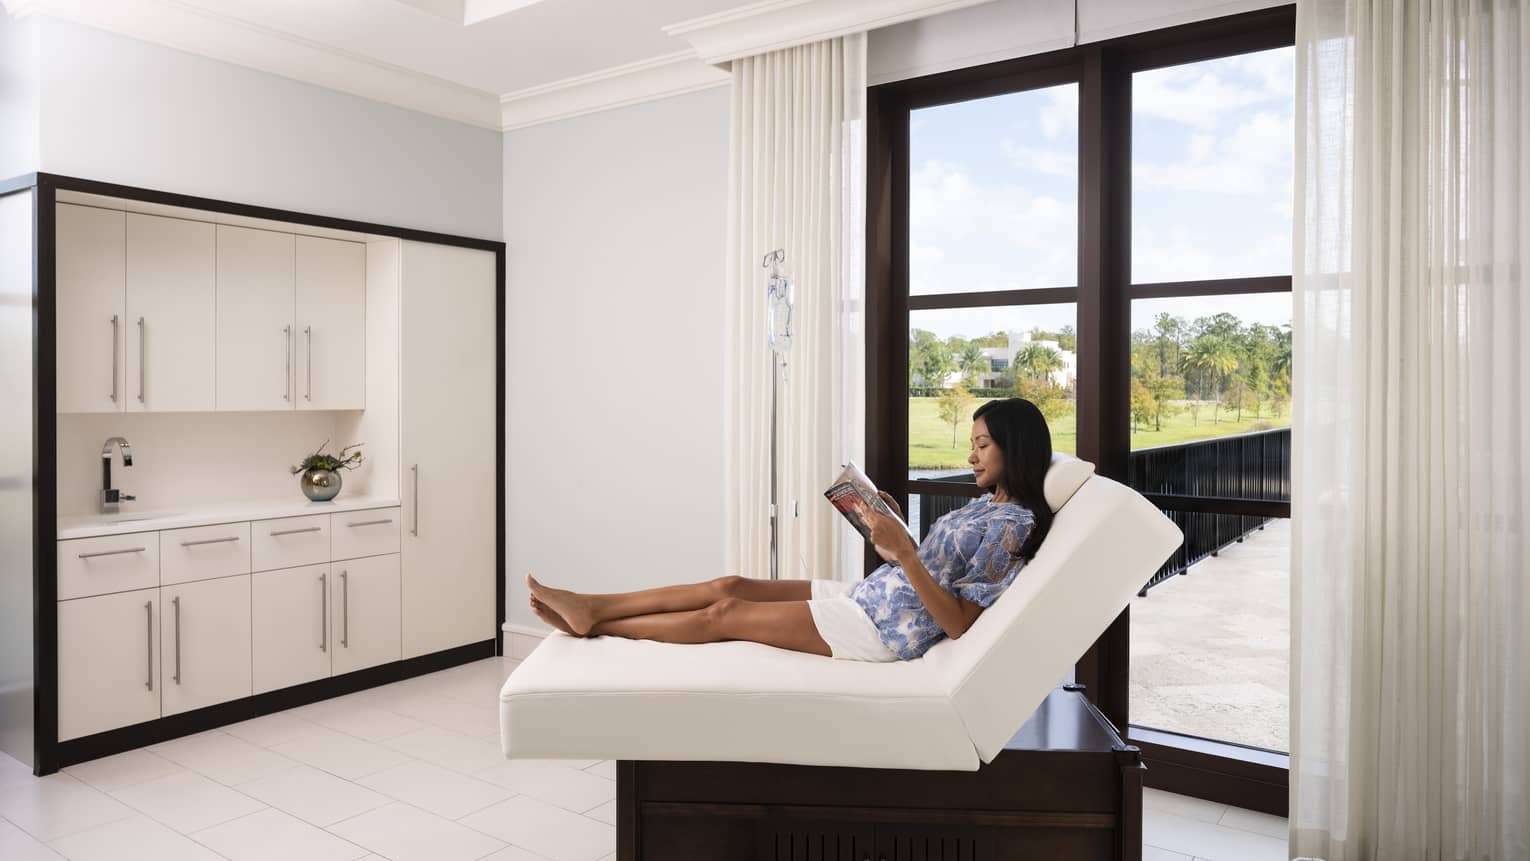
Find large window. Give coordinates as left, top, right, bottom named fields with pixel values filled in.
left=869, top=6, right=1295, bottom=815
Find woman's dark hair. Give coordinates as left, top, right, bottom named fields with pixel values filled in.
left=971, top=397, right=1054, bottom=561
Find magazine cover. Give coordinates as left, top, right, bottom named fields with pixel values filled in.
left=823, top=460, right=907, bottom=543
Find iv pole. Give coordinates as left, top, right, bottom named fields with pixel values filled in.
left=763, top=250, right=793, bottom=581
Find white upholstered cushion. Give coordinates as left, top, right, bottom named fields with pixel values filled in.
left=1044, top=453, right=1093, bottom=512
left=499, top=473, right=1181, bottom=771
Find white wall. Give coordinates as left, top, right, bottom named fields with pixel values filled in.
left=502, top=86, right=730, bottom=632
left=0, top=13, right=39, bottom=178
left=35, top=17, right=501, bottom=240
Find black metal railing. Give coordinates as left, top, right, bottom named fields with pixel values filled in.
left=912, top=427, right=1291, bottom=595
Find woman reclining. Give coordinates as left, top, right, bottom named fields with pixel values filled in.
left=526, top=397, right=1054, bottom=661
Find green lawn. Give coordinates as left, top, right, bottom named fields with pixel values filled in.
left=908, top=397, right=1290, bottom=469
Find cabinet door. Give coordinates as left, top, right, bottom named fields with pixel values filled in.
left=252, top=564, right=332, bottom=694
left=160, top=575, right=252, bottom=716
left=331, top=554, right=400, bottom=675
left=125, top=213, right=216, bottom=412
left=295, top=236, right=365, bottom=411
left=58, top=588, right=160, bottom=741
left=56, top=204, right=126, bottom=414
left=400, top=241, right=497, bottom=659
left=216, top=225, right=295, bottom=411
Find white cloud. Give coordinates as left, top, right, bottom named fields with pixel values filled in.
left=1134, top=111, right=1293, bottom=195
left=1039, top=85, right=1078, bottom=140
left=1134, top=65, right=1278, bottom=128
left=909, top=159, right=1077, bottom=294
left=1000, top=139, right=1076, bottom=178
left=1133, top=226, right=1291, bottom=283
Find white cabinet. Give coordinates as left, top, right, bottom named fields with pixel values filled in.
left=57, top=588, right=159, bottom=741
left=55, top=204, right=126, bottom=414
left=125, top=213, right=216, bottom=412
left=296, top=236, right=366, bottom=411
left=216, top=226, right=295, bottom=411
left=331, top=554, right=401, bottom=675
left=160, top=575, right=252, bottom=716
left=251, top=564, right=332, bottom=695
left=252, top=514, right=330, bottom=572
left=400, top=241, right=497, bottom=659
left=57, top=207, right=362, bottom=414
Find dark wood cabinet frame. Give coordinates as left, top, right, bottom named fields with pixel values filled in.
left=2, top=172, right=507, bottom=776
left=866, top=6, right=1296, bottom=818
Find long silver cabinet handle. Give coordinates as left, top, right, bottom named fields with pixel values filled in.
left=110, top=315, right=119, bottom=402
left=319, top=573, right=327, bottom=652
left=284, top=325, right=292, bottom=401
left=78, top=546, right=147, bottom=559
left=137, top=317, right=145, bottom=403
left=305, top=325, right=313, bottom=401
left=269, top=526, right=322, bottom=537
left=411, top=465, right=419, bottom=537
left=346, top=519, right=392, bottom=528
left=180, top=536, right=240, bottom=547
left=144, top=601, right=153, bottom=691
left=340, top=570, right=349, bottom=648
left=172, top=595, right=181, bottom=685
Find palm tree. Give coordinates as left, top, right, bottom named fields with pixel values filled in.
left=1014, top=343, right=1065, bottom=387
left=1184, top=337, right=1238, bottom=422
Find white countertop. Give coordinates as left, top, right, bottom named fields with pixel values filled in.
left=58, top=496, right=402, bottom=540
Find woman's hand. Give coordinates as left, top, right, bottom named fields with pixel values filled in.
left=861, top=503, right=917, bottom=564
left=876, top=491, right=905, bottom=523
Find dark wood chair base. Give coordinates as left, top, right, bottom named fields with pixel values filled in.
left=617, top=687, right=1144, bottom=861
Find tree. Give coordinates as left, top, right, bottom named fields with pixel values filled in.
left=936, top=383, right=974, bottom=448
left=1144, top=375, right=1186, bottom=432
left=1012, top=377, right=1072, bottom=422
left=1184, top=336, right=1238, bottom=422
left=909, top=329, right=955, bottom=388
left=1130, top=380, right=1157, bottom=433
left=1152, top=313, right=1185, bottom=379
left=1014, top=343, right=1065, bottom=386
left=957, top=344, right=987, bottom=388
left=1055, top=325, right=1077, bottom=352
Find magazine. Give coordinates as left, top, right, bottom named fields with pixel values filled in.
left=823, top=460, right=908, bottom=543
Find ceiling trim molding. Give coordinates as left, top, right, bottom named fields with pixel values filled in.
left=663, top=0, right=998, bottom=64
left=18, top=0, right=502, bottom=129
left=499, top=50, right=730, bottom=132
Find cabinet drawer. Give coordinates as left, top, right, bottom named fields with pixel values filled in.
left=252, top=515, right=330, bottom=572
left=161, top=522, right=251, bottom=585
left=58, top=533, right=160, bottom=600
left=331, top=508, right=400, bottom=560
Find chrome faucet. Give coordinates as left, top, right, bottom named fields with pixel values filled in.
left=101, top=437, right=136, bottom=514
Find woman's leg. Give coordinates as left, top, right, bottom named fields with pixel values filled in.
left=527, top=575, right=810, bottom=635
left=586, top=597, right=831, bottom=657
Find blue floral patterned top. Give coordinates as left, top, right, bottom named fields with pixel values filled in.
left=851, top=494, right=1035, bottom=660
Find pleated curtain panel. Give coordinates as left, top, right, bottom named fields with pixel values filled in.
left=723, top=34, right=868, bottom=584
left=1291, top=1, right=1529, bottom=858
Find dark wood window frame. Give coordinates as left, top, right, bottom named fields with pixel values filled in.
left=866, top=5, right=1295, bottom=817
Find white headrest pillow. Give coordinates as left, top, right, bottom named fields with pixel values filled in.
left=1043, top=453, right=1094, bottom=512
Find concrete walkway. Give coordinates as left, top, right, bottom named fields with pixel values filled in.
left=1130, top=518, right=1290, bottom=753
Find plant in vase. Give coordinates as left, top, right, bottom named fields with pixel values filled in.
left=291, top=440, right=364, bottom=502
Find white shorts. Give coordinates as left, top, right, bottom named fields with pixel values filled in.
left=808, top=579, right=898, bottom=663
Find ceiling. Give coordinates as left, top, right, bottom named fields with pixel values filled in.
left=5, top=0, right=993, bottom=130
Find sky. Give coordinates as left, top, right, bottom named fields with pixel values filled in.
left=908, top=46, right=1295, bottom=342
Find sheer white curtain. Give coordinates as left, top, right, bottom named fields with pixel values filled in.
left=723, top=35, right=867, bottom=585
left=1292, top=1, right=1528, bottom=859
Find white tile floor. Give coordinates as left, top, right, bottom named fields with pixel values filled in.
left=0, top=656, right=1289, bottom=861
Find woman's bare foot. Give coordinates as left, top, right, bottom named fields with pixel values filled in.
left=526, top=574, right=597, bottom=636
left=530, top=595, right=582, bottom=637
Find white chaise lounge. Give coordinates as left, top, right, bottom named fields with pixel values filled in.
left=499, top=461, right=1181, bottom=861
left=501, top=459, right=1178, bottom=769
